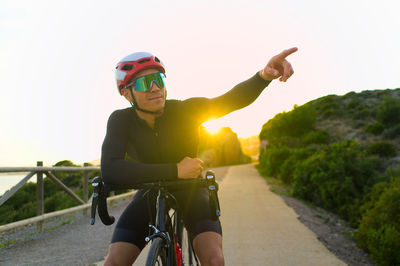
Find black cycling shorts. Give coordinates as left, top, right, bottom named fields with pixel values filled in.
left=111, top=187, right=222, bottom=250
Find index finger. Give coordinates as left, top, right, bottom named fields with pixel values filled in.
left=276, top=47, right=298, bottom=60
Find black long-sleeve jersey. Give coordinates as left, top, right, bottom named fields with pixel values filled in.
left=101, top=72, right=271, bottom=186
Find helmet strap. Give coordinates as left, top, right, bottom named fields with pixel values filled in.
left=128, top=87, right=163, bottom=115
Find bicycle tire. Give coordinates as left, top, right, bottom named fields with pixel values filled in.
left=145, top=238, right=168, bottom=266
left=178, top=226, right=199, bottom=266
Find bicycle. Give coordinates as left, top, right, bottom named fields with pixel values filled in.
left=90, top=170, right=221, bottom=266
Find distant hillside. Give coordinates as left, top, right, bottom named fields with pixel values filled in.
left=258, top=87, right=400, bottom=265
left=308, top=88, right=400, bottom=166
left=260, top=88, right=400, bottom=167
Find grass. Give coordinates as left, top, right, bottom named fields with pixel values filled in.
left=262, top=175, right=291, bottom=196
left=44, top=219, right=72, bottom=232
left=0, top=239, right=16, bottom=248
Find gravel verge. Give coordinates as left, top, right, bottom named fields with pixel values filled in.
left=270, top=186, right=376, bottom=266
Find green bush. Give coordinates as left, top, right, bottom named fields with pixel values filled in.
left=260, top=104, right=317, bottom=141
left=258, top=144, right=292, bottom=177
left=315, top=95, right=338, bottom=109
left=14, top=202, right=36, bottom=221
left=321, top=102, right=340, bottom=112
left=302, top=130, right=330, bottom=145
left=291, top=141, right=383, bottom=225
left=347, top=99, right=361, bottom=109
left=0, top=205, right=18, bottom=224
left=344, top=91, right=356, bottom=97
left=278, top=147, right=316, bottom=184
left=383, top=124, right=400, bottom=139
left=353, top=120, right=367, bottom=129
left=357, top=178, right=400, bottom=266
left=321, top=109, right=335, bottom=118
left=365, top=122, right=385, bottom=135
left=377, top=89, right=391, bottom=98
left=367, top=141, right=397, bottom=158
left=377, top=96, right=400, bottom=126
left=353, top=108, right=372, bottom=119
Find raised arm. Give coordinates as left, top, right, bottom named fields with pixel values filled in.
left=183, top=47, right=298, bottom=123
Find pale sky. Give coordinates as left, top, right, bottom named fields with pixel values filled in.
left=1, top=0, right=399, bottom=166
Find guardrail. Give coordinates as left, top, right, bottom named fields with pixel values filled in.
left=0, top=161, right=100, bottom=232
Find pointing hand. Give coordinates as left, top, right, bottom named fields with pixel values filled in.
left=259, top=47, right=298, bottom=82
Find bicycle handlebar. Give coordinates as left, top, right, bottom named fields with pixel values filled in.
left=90, top=176, right=115, bottom=225
left=90, top=170, right=220, bottom=226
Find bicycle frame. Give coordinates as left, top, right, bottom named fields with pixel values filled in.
left=145, top=184, right=201, bottom=266
left=145, top=187, right=178, bottom=265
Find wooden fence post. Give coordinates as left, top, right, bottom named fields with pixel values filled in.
left=83, top=163, right=89, bottom=203
left=36, top=161, right=44, bottom=232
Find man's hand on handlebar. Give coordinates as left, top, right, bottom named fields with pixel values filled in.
left=177, top=157, right=205, bottom=179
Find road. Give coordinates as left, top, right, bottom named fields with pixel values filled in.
left=0, top=164, right=345, bottom=265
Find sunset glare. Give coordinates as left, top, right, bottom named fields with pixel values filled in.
left=202, top=120, right=223, bottom=135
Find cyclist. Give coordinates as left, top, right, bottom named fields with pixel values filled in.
left=101, top=48, right=297, bottom=266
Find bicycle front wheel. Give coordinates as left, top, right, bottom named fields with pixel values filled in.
left=146, top=238, right=168, bottom=266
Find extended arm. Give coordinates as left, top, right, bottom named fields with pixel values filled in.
left=184, top=47, right=298, bottom=123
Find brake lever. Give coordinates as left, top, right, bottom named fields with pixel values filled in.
left=90, top=177, right=103, bottom=225
left=205, top=170, right=221, bottom=219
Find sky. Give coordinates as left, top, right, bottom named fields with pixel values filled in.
left=1, top=0, right=399, bottom=166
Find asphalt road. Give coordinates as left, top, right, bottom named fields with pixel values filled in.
left=0, top=165, right=345, bottom=265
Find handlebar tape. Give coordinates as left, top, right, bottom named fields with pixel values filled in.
left=90, top=177, right=115, bottom=226
left=97, top=190, right=115, bottom=225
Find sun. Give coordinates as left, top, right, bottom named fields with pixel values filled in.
left=202, top=120, right=223, bottom=134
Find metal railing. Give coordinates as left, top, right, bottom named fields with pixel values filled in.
left=0, top=161, right=100, bottom=232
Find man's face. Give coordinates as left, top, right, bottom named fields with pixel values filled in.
left=122, top=68, right=166, bottom=113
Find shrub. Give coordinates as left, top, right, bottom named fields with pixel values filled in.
left=321, top=109, right=335, bottom=118
left=347, top=99, right=361, bottom=109
left=302, top=130, right=330, bottom=146
left=377, top=96, right=400, bottom=126
left=278, top=147, right=316, bottom=184
left=377, top=89, right=391, bottom=98
left=357, top=178, right=400, bottom=266
left=258, top=144, right=292, bottom=177
left=321, top=102, right=340, bottom=112
left=353, top=120, right=367, bottom=129
left=315, top=95, right=338, bottom=108
left=366, top=141, right=397, bottom=158
left=292, top=141, right=383, bottom=224
left=344, top=91, right=356, bottom=97
left=14, top=202, right=36, bottom=221
left=353, top=108, right=372, bottom=119
left=364, top=122, right=385, bottom=135
left=260, top=105, right=317, bottom=141
left=383, top=124, right=400, bottom=139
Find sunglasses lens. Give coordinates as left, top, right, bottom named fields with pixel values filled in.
left=134, top=78, right=148, bottom=92
left=134, top=73, right=165, bottom=92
